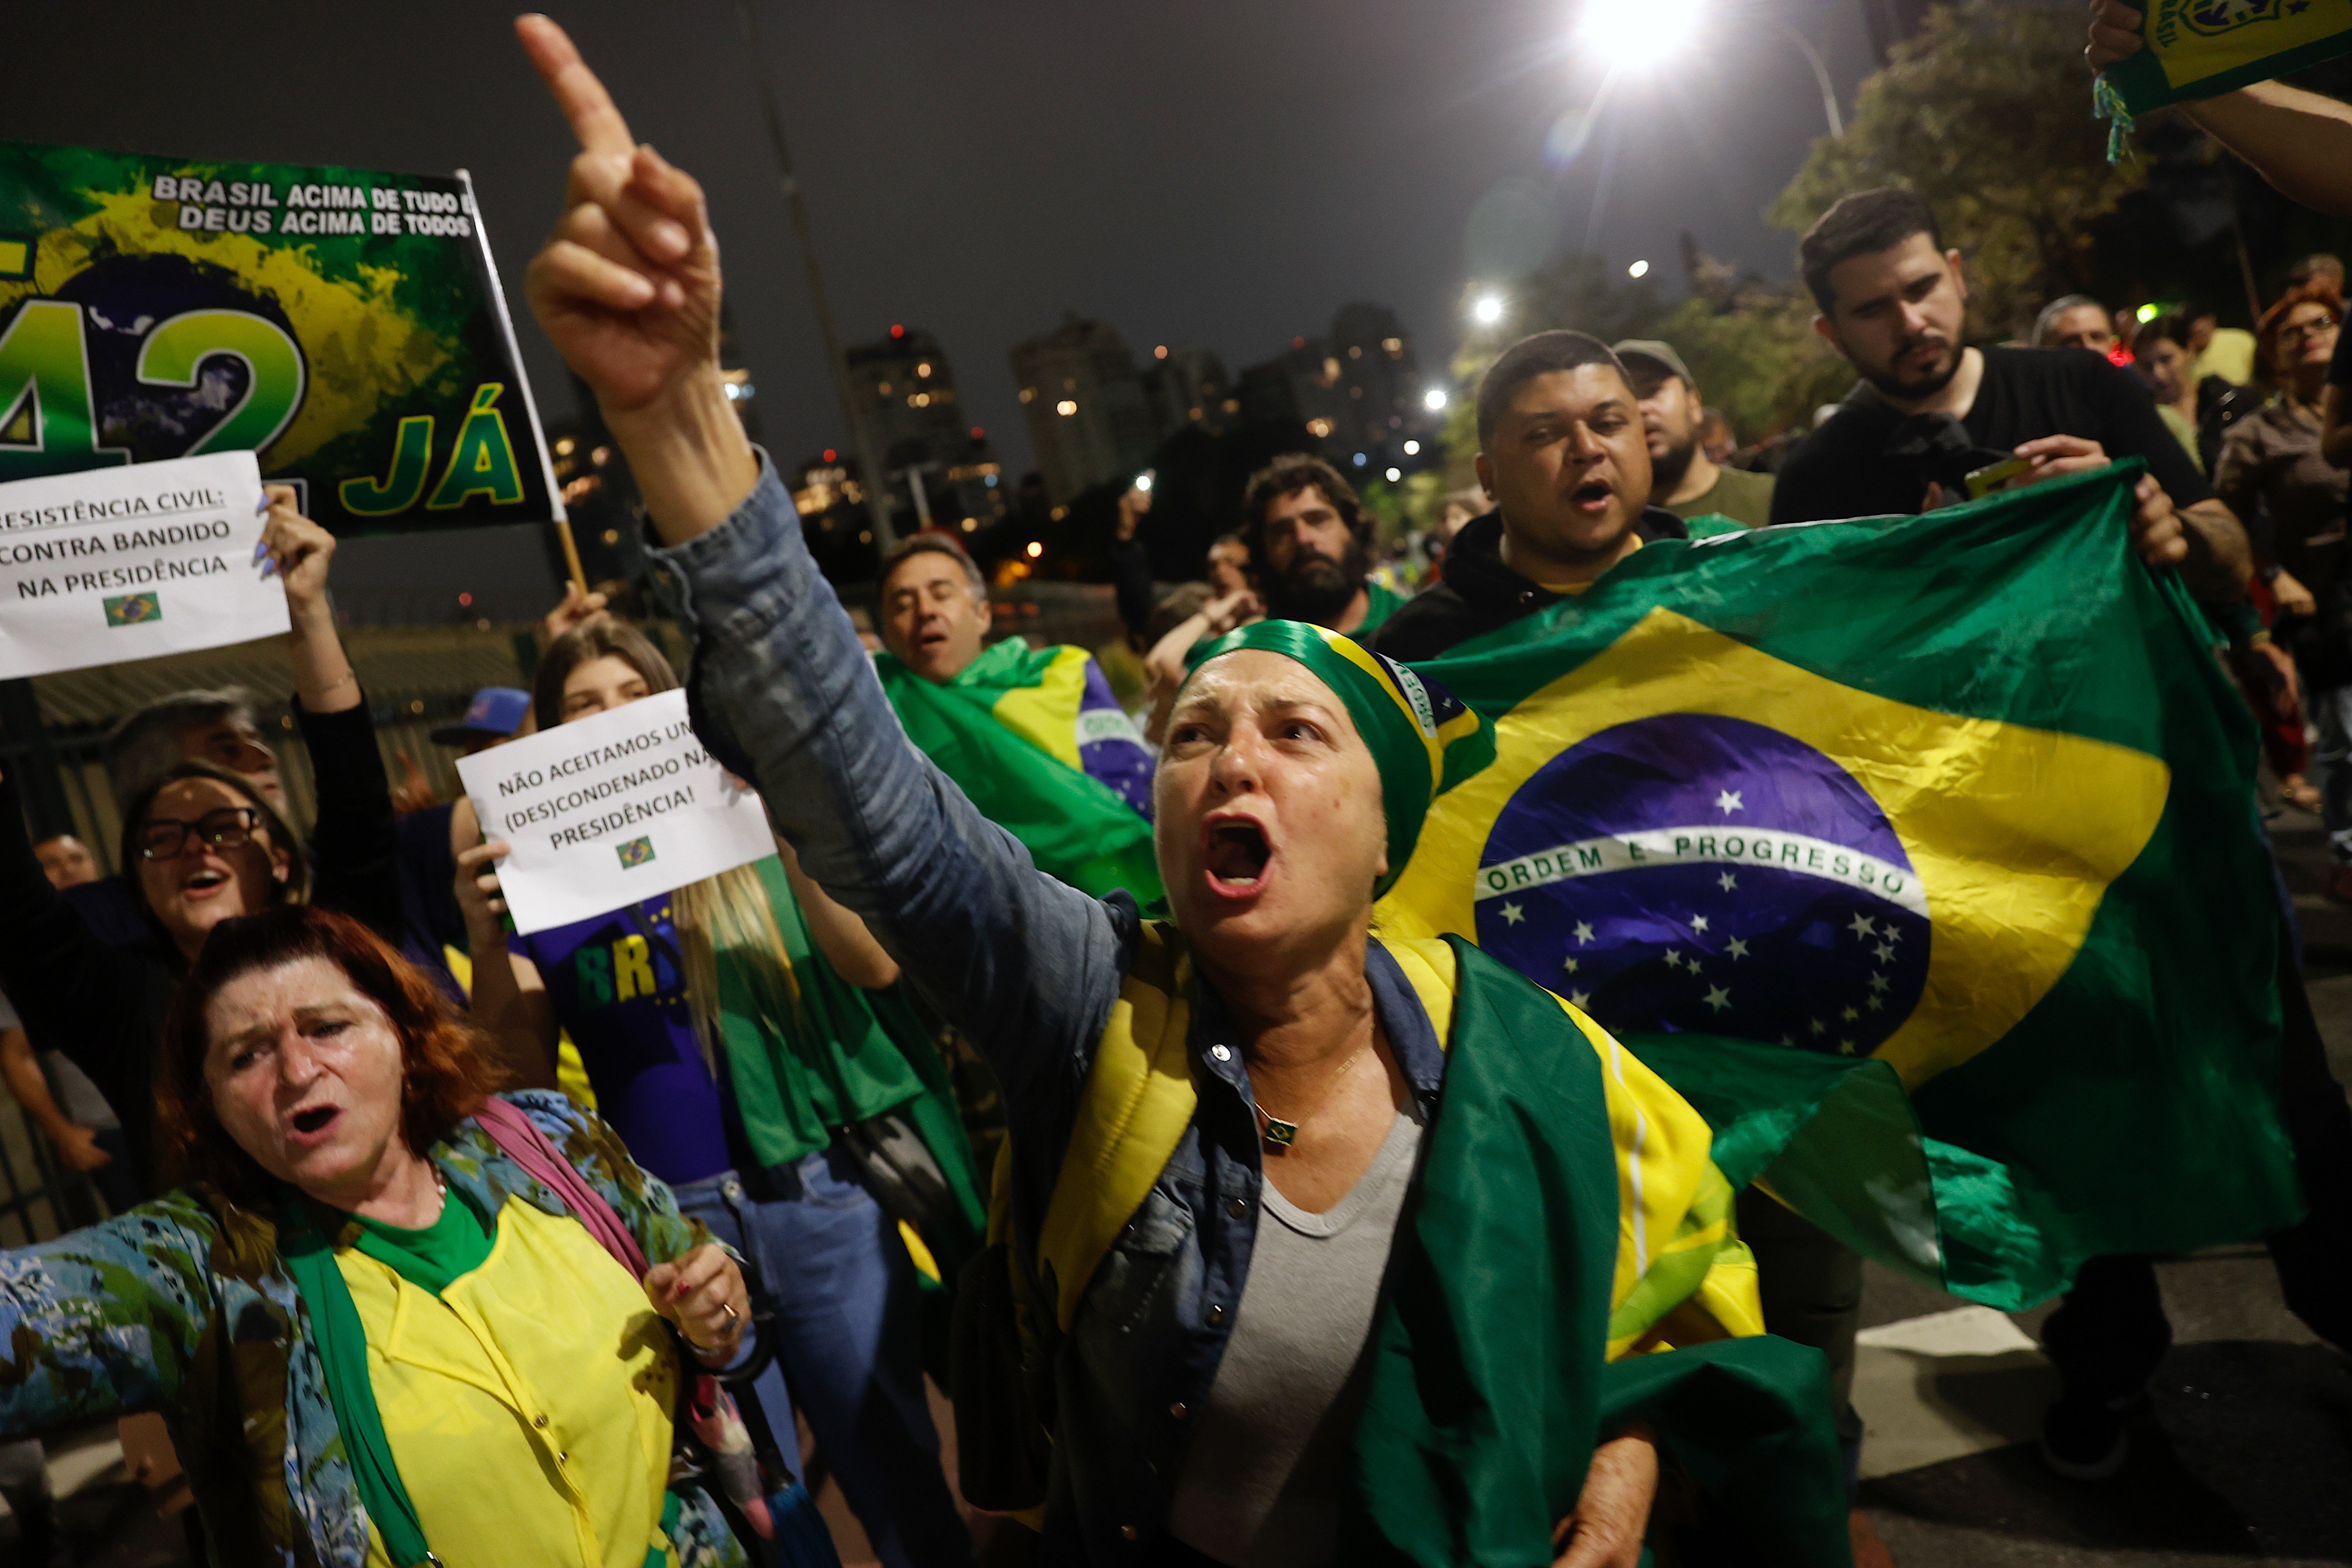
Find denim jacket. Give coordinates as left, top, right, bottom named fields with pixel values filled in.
left=0, top=1092, right=742, bottom=1568
left=650, top=462, right=1450, bottom=1565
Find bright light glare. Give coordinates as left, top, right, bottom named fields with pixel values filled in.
left=1579, top=0, right=1702, bottom=71
left=1472, top=294, right=1504, bottom=325
left=1385, top=467, right=1403, bottom=482
left=1424, top=389, right=1449, bottom=412
left=2135, top=302, right=2160, bottom=323
left=1134, top=473, right=1153, bottom=493
left=1628, top=259, right=1650, bottom=279
left=1403, top=439, right=1421, bottom=455
left=1025, top=541, right=1043, bottom=558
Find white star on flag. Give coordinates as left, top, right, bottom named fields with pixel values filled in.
left=1848, top=914, right=1877, bottom=939
left=1866, top=996, right=1883, bottom=1011
left=1883, top=928, right=1901, bottom=944
left=1726, top=937, right=1749, bottom=959
left=1703, top=985, right=1731, bottom=1013
left=1868, top=973, right=1890, bottom=993
left=1715, top=790, right=1744, bottom=815
left=1839, top=1039, right=1856, bottom=1056
left=1501, top=901, right=1525, bottom=926
left=1569, top=989, right=1592, bottom=1008
left=1574, top=921, right=1595, bottom=945
left=1809, top=1018, right=1827, bottom=1037
left=1563, top=956, right=1580, bottom=974
left=1718, top=873, right=1738, bottom=891
left=1842, top=1006, right=1859, bottom=1023
left=1690, top=914, right=1710, bottom=933
left=1662, top=949, right=1682, bottom=970
left=1874, top=942, right=1895, bottom=965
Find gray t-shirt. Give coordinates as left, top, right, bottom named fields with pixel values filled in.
left=1165, top=1109, right=1424, bottom=1568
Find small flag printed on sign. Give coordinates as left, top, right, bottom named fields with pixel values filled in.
left=616, top=836, right=656, bottom=870
left=103, top=593, right=160, bottom=627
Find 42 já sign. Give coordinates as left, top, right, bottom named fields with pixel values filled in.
left=0, top=142, right=564, bottom=536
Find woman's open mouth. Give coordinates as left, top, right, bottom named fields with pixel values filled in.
left=181, top=867, right=231, bottom=899
left=288, top=1105, right=341, bottom=1144
left=1202, top=818, right=1272, bottom=898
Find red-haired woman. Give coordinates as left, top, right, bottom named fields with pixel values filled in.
left=0, top=906, right=758, bottom=1568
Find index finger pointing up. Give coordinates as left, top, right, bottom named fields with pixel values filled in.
left=515, top=13, right=636, bottom=156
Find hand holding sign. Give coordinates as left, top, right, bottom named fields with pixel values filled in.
left=456, top=686, right=772, bottom=934
left=0, top=451, right=291, bottom=680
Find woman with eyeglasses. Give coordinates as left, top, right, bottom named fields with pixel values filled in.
left=0, top=488, right=403, bottom=1196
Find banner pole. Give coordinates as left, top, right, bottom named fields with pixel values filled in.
left=551, top=514, right=589, bottom=593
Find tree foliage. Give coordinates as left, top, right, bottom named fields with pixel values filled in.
left=1770, top=0, right=2147, bottom=339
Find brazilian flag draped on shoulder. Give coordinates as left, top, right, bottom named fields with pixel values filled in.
left=875, top=637, right=1165, bottom=905
left=1375, top=462, right=2302, bottom=1309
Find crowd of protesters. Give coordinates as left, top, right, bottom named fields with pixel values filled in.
left=0, top=9, right=2351, bottom=1568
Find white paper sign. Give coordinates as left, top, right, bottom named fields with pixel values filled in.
left=0, top=451, right=287, bottom=679
left=459, top=687, right=773, bottom=934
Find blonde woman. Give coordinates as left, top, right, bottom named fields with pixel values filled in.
left=455, top=618, right=982, bottom=1568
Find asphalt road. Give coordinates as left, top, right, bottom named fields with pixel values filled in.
left=1855, top=801, right=2352, bottom=1567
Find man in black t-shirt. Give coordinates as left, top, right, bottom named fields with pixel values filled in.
left=1769, top=188, right=2248, bottom=604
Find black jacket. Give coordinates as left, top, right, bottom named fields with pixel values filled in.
left=1372, top=507, right=1687, bottom=663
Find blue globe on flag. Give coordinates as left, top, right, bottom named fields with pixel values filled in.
left=1474, top=714, right=1929, bottom=1056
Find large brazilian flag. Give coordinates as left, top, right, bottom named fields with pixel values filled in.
left=876, top=637, right=1165, bottom=905
left=1375, top=463, right=2303, bottom=1309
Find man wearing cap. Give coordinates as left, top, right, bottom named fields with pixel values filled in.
left=1614, top=339, right=1777, bottom=529
left=432, top=684, right=533, bottom=754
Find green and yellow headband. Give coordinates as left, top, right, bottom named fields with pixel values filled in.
left=1184, top=620, right=1493, bottom=896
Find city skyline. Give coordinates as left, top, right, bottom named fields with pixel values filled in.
left=0, top=1, right=1878, bottom=490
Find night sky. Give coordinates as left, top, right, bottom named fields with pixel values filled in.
left=0, top=0, right=1877, bottom=476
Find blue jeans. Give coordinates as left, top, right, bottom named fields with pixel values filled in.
left=673, top=1151, right=974, bottom=1568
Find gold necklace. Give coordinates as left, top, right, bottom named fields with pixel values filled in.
left=1251, top=1041, right=1369, bottom=1149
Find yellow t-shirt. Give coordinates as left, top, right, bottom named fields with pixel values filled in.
left=339, top=1197, right=679, bottom=1568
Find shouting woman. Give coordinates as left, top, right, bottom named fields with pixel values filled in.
left=0, top=907, right=755, bottom=1566
left=511, top=16, right=1847, bottom=1566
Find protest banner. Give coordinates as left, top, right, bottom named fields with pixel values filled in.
left=0, top=142, right=564, bottom=537
left=458, top=687, right=774, bottom=935
left=2096, top=0, right=2352, bottom=118
left=0, top=449, right=284, bottom=680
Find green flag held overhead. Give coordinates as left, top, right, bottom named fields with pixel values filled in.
left=875, top=638, right=1165, bottom=905
left=1376, top=462, right=2302, bottom=1310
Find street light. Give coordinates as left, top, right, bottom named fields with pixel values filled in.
left=1577, top=0, right=1703, bottom=73
left=1472, top=294, right=1504, bottom=325
left=1572, top=0, right=1843, bottom=138
left=1628, top=259, right=1650, bottom=279
left=1424, top=389, right=1450, bottom=412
